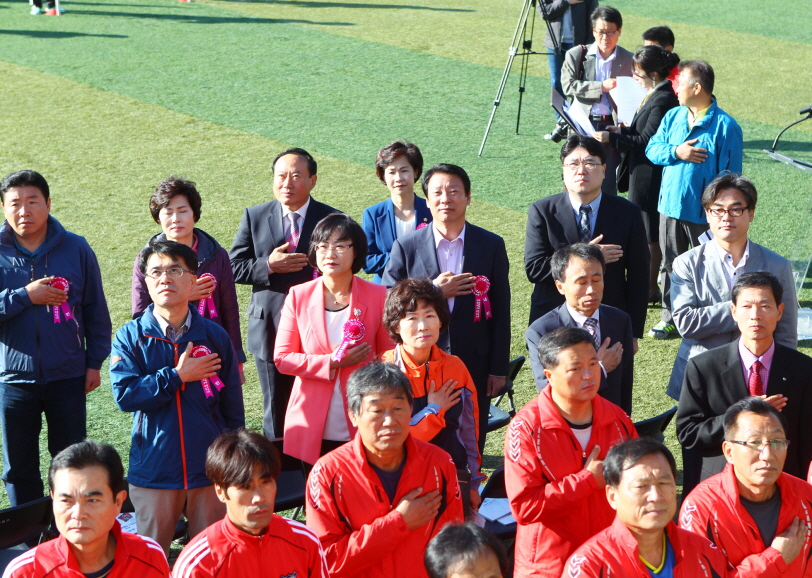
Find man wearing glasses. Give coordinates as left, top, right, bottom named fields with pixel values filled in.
left=111, top=240, right=245, bottom=555
left=561, top=6, right=632, bottom=195
left=675, top=250, right=807, bottom=495
left=525, top=135, right=649, bottom=350
left=680, top=398, right=812, bottom=577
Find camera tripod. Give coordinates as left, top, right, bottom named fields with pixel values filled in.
left=478, top=0, right=560, bottom=156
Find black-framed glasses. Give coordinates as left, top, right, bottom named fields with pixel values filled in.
left=145, top=268, right=193, bottom=279
left=707, top=206, right=749, bottom=218
left=728, top=439, right=790, bottom=452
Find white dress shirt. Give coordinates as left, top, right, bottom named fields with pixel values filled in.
left=714, top=238, right=750, bottom=289
left=587, top=43, right=616, bottom=116
left=433, top=224, right=466, bottom=313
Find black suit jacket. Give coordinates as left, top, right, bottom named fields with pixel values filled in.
left=381, top=223, right=511, bottom=391
left=525, top=303, right=634, bottom=414
left=676, top=340, right=812, bottom=479
left=524, top=192, right=650, bottom=336
left=229, top=198, right=338, bottom=361
left=609, top=82, right=679, bottom=211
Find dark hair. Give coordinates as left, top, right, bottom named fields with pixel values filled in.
left=632, top=45, right=680, bottom=82
left=701, top=172, right=758, bottom=212
left=206, top=430, right=282, bottom=497
left=375, top=141, right=424, bottom=184
left=425, top=523, right=507, bottom=578
left=48, top=440, right=125, bottom=496
left=138, top=239, right=199, bottom=274
left=382, top=278, right=451, bottom=344
left=346, top=362, right=413, bottom=416
left=421, top=164, right=471, bottom=197
left=537, top=326, right=596, bottom=370
left=307, top=213, right=367, bottom=274
left=679, top=59, right=715, bottom=94
left=731, top=271, right=784, bottom=307
left=560, top=134, right=607, bottom=165
left=551, top=243, right=605, bottom=283
left=724, top=397, right=788, bottom=440
left=0, top=170, right=50, bottom=202
left=604, top=438, right=677, bottom=488
left=149, top=176, right=202, bottom=224
left=272, top=147, right=317, bottom=177
left=642, top=25, right=675, bottom=49
left=591, top=6, right=622, bottom=29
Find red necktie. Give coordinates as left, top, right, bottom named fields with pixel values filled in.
left=748, top=360, right=764, bottom=396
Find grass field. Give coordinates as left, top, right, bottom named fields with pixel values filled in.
left=0, top=0, right=811, bottom=521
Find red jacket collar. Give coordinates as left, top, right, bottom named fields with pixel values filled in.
left=608, top=517, right=686, bottom=568
left=48, top=521, right=135, bottom=575
left=536, top=384, right=614, bottom=430
left=719, top=462, right=799, bottom=517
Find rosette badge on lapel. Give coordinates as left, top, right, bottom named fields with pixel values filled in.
left=49, top=277, right=74, bottom=324
left=197, top=273, right=219, bottom=319
left=333, top=308, right=365, bottom=362
left=472, top=275, right=493, bottom=322
left=190, top=345, right=225, bottom=398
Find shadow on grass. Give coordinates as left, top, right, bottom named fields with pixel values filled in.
left=0, top=29, right=129, bottom=38
left=745, top=138, right=812, bottom=154
left=65, top=9, right=354, bottom=24
left=218, top=0, right=474, bottom=11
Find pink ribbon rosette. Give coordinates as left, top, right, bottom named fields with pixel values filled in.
left=190, top=345, right=225, bottom=398
left=332, top=317, right=366, bottom=363
left=416, top=221, right=428, bottom=230
left=196, top=273, right=219, bottom=319
left=472, top=275, right=493, bottom=322
left=49, top=277, right=75, bottom=324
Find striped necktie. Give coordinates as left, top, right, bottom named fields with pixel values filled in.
left=583, top=317, right=599, bottom=349
left=286, top=212, right=300, bottom=252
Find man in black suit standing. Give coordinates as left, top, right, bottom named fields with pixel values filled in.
left=677, top=271, right=812, bottom=490
left=525, top=134, right=649, bottom=346
left=382, top=163, right=511, bottom=450
left=526, top=243, right=634, bottom=414
left=230, top=148, right=338, bottom=438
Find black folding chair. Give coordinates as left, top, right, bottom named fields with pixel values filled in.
left=0, top=497, right=53, bottom=574
left=487, top=356, right=525, bottom=433
left=269, top=439, right=307, bottom=519
left=633, top=406, right=678, bottom=443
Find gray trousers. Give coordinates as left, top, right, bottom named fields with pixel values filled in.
left=660, top=215, right=708, bottom=323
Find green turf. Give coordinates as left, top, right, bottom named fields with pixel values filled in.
left=0, top=0, right=810, bottom=514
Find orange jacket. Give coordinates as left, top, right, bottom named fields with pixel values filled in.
left=505, top=386, right=636, bottom=578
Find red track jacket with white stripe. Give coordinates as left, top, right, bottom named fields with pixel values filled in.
left=172, top=515, right=328, bottom=578
left=504, top=386, right=636, bottom=578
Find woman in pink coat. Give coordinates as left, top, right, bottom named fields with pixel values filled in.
left=274, top=213, right=393, bottom=465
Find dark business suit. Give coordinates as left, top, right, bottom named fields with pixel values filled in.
left=361, top=196, right=432, bottom=283
left=609, top=81, right=679, bottom=241
left=525, top=303, right=634, bottom=414
left=229, top=197, right=338, bottom=438
left=677, top=341, right=812, bottom=494
left=525, top=192, right=649, bottom=337
left=382, top=223, right=511, bottom=450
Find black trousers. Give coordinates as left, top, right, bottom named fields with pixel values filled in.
left=255, top=356, right=295, bottom=440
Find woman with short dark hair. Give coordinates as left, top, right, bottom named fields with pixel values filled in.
left=131, top=176, right=245, bottom=370
left=362, top=141, right=432, bottom=283
left=274, top=214, right=393, bottom=465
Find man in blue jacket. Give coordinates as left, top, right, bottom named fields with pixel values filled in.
left=646, top=59, right=743, bottom=340
left=111, top=240, right=244, bottom=556
left=0, top=170, right=111, bottom=506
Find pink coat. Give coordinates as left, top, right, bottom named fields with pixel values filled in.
left=274, top=276, right=393, bottom=464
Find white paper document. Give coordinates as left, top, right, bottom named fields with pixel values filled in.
left=610, top=77, right=647, bottom=125
left=565, top=101, right=596, bottom=136
left=479, top=497, right=514, bottom=523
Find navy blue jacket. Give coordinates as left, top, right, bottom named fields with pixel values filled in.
left=0, top=217, right=111, bottom=384
left=111, top=305, right=245, bottom=490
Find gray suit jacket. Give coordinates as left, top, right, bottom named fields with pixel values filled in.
left=560, top=43, right=634, bottom=121
left=666, top=239, right=797, bottom=399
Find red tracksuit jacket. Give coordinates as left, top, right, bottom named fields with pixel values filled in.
left=306, top=433, right=464, bottom=578
left=681, top=464, right=812, bottom=578
left=504, top=387, right=636, bottom=578
left=563, top=517, right=727, bottom=577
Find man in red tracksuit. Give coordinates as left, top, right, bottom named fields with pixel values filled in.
left=505, top=327, right=636, bottom=578
left=562, top=438, right=727, bottom=578
left=3, top=441, right=170, bottom=578
left=172, top=430, right=327, bottom=578
left=680, top=397, right=812, bottom=578
left=306, top=362, right=464, bottom=578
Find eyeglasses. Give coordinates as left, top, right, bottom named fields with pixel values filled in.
left=563, top=161, right=601, bottom=171
left=728, top=439, right=790, bottom=452
left=593, top=29, right=619, bottom=37
left=707, top=206, right=749, bottom=218
left=315, top=243, right=353, bottom=254
left=145, top=268, right=193, bottom=279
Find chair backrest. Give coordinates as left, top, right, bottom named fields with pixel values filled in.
left=633, top=406, right=678, bottom=439
left=493, top=356, right=526, bottom=416
left=480, top=466, right=508, bottom=500
left=0, top=497, right=53, bottom=550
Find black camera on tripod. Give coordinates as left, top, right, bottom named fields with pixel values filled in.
left=545, top=118, right=570, bottom=143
